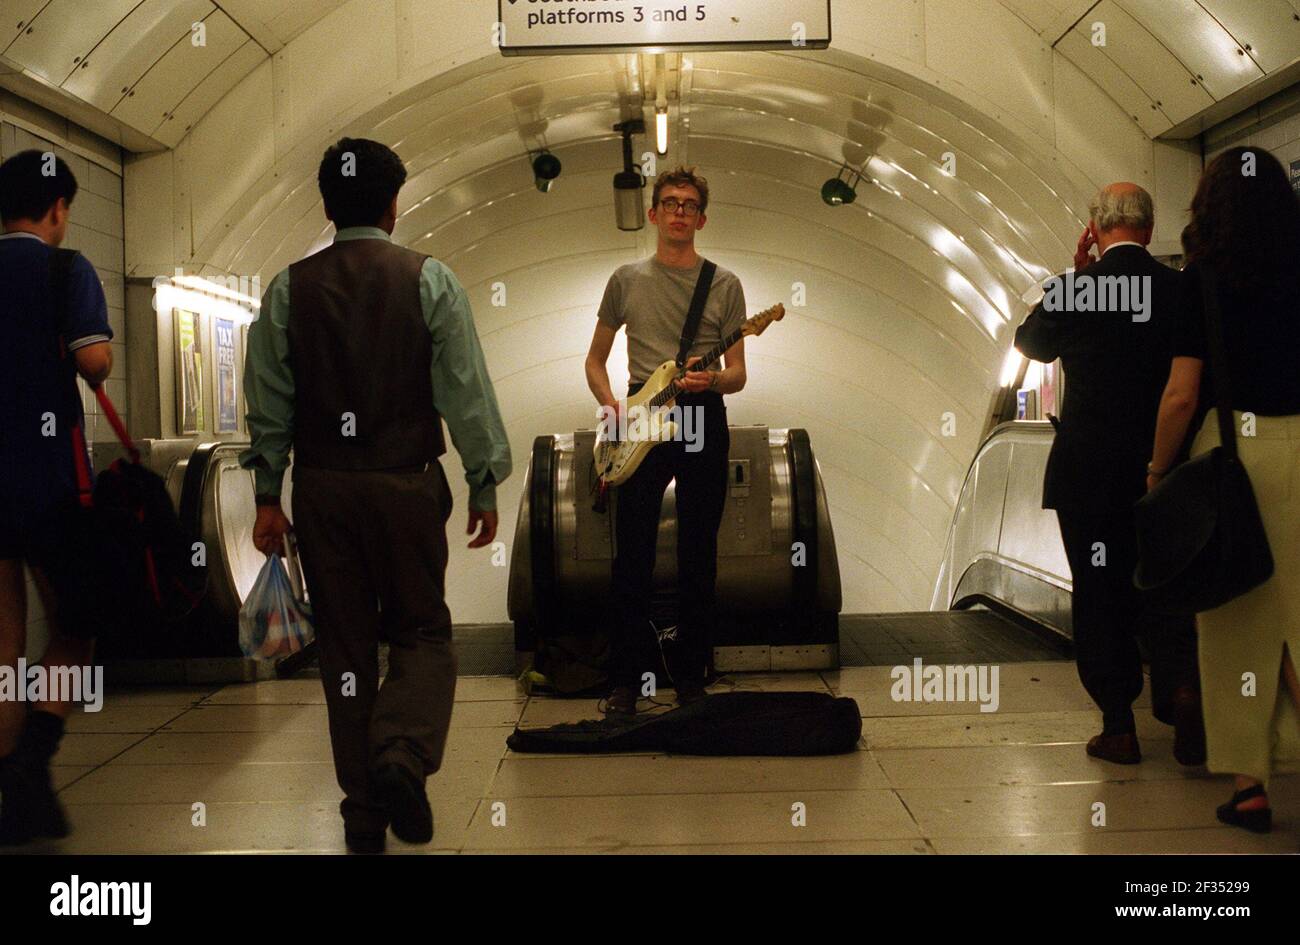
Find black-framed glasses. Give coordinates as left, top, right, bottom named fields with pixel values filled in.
left=659, top=198, right=701, bottom=216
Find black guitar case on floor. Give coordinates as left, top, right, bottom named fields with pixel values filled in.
left=506, top=691, right=862, bottom=756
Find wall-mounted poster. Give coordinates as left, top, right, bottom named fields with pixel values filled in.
left=175, top=309, right=205, bottom=434
left=214, top=316, right=239, bottom=433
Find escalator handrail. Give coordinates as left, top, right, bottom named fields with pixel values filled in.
left=933, top=420, right=1056, bottom=611
left=177, top=441, right=225, bottom=541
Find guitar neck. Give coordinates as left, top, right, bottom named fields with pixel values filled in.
left=649, top=326, right=745, bottom=408
left=693, top=327, right=744, bottom=374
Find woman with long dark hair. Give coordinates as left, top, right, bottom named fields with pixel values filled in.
left=1147, top=146, right=1300, bottom=833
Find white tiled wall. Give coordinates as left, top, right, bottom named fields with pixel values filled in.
left=1205, top=84, right=1300, bottom=175
left=1, top=114, right=126, bottom=660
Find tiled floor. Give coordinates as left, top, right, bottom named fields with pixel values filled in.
left=310, top=611, right=1064, bottom=680
left=7, top=661, right=1297, bottom=854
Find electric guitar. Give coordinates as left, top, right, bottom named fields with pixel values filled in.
left=593, top=303, right=785, bottom=486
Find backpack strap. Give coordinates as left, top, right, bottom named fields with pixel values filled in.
left=49, top=247, right=140, bottom=497
left=1199, top=266, right=1237, bottom=461
left=95, top=385, right=139, bottom=464
left=675, top=259, right=717, bottom=368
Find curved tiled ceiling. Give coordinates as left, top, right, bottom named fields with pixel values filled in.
left=195, top=47, right=1091, bottom=615
left=4, top=0, right=1296, bottom=150
left=21, top=0, right=1281, bottom=616
left=1004, top=0, right=1300, bottom=136
left=0, top=0, right=349, bottom=148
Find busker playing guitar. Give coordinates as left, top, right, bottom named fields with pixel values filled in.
left=584, top=166, right=747, bottom=717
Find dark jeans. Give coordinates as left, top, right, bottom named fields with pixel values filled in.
left=610, top=390, right=729, bottom=690
left=1056, top=507, right=1199, bottom=734
left=292, top=463, right=457, bottom=835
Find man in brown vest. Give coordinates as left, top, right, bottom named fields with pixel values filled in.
left=241, top=138, right=511, bottom=854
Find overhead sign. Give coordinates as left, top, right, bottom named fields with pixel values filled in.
left=497, top=0, right=831, bottom=56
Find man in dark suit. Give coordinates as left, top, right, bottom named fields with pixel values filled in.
left=1015, top=182, right=1203, bottom=766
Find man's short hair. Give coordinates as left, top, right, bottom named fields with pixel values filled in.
left=0, top=150, right=78, bottom=223
left=1087, top=185, right=1154, bottom=233
left=652, top=165, right=709, bottom=213
left=317, top=138, right=407, bottom=229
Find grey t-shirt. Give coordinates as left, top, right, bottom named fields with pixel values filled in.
left=596, top=255, right=746, bottom=386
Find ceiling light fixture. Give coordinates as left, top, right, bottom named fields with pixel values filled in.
left=821, top=163, right=865, bottom=207
left=532, top=150, right=562, bottom=193
left=655, top=53, right=669, bottom=156
left=613, top=119, right=647, bottom=231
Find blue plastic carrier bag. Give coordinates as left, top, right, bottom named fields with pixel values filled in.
left=238, top=539, right=314, bottom=660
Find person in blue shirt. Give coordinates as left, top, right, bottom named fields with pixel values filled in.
left=0, top=150, right=114, bottom=846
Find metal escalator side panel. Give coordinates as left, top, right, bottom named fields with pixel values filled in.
left=934, top=421, right=1071, bottom=637
left=527, top=435, right=557, bottom=640
left=178, top=441, right=221, bottom=540
left=811, top=456, right=842, bottom=615
left=506, top=455, right=534, bottom=626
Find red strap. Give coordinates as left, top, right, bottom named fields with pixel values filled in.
left=143, top=545, right=162, bottom=607
left=93, top=385, right=140, bottom=464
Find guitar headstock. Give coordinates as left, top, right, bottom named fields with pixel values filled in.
left=742, top=303, right=785, bottom=338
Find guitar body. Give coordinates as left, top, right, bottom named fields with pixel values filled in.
left=592, top=302, right=784, bottom=489
left=593, top=359, right=681, bottom=487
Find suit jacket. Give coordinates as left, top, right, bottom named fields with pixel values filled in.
left=1014, top=245, right=1181, bottom=513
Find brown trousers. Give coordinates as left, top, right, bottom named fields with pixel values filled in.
left=291, top=463, right=456, bottom=834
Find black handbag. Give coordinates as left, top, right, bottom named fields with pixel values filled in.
left=1132, top=267, right=1274, bottom=614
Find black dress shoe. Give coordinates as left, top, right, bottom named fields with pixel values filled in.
left=1086, top=732, right=1141, bottom=764
left=1216, top=784, right=1272, bottom=834
left=375, top=764, right=433, bottom=845
left=344, top=829, right=386, bottom=855
left=0, top=756, right=37, bottom=847
left=1171, top=687, right=1207, bottom=766
left=0, top=751, right=67, bottom=845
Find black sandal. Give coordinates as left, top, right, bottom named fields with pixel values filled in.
left=1216, top=784, right=1272, bottom=834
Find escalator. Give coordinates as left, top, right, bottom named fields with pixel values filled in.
left=930, top=420, right=1072, bottom=640
left=87, top=420, right=1070, bottom=679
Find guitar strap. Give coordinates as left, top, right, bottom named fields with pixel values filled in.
left=675, top=259, right=717, bottom=368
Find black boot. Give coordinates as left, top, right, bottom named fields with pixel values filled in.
left=374, top=763, right=432, bottom=844
left=1171, top=686, right=1207, bottom=767
left=4, top=711, right=69, bottom=842
left=0, top=752, right=37, bottom=846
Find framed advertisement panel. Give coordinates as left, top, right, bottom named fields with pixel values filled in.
left=213, top=315, right=240, bottom=433
left=174, top=309, right=205, bottom=435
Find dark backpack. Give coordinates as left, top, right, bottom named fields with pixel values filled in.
left=506, top=691, right=863, bottom=756
left=42, top=249, right=207, bottom=650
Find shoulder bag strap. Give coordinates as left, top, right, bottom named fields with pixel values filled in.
left=675, top=258, right=717, bottom=368
left=1199, top=266, right=1237, bottom=459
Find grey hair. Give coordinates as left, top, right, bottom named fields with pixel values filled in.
left=1087, top=186, right=1154, bottom=232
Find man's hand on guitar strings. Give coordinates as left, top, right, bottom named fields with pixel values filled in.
left=675, top=356, right=715, bottom=393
